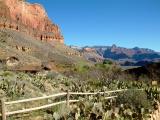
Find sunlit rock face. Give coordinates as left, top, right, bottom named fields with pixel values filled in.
left=0, top=0, right=64, bottom=43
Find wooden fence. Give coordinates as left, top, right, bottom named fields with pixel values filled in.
left=0, top=89, right=131, bottom=120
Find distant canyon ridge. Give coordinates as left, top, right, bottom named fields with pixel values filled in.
left=71, top=45, right=160, bottom=66
left=0, top=0, right=64, bottom=43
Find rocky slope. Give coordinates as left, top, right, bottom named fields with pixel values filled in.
left=79, top=47, right=104, bottom=62
left=0, top=29, right=87, bottom=71
left=0, top=0, right=64, bottom=43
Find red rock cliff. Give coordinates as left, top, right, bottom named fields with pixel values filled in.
left=0, top=0, right=64, bottom=43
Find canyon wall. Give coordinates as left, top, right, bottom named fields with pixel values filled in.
left=0, top=0, right=64, bottom=43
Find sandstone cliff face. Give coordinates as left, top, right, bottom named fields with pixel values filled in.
left=0, top=0, right=64, bottom=43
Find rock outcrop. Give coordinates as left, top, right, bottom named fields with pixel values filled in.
left=0, top=0, right=64, bottom=43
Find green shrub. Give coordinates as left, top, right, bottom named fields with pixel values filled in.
left=117, top=90, right=152, bottom=112
left=103, top=60, right=113, bottom=65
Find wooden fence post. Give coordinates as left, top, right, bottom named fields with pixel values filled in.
left=1, top=98, right=6, bottom=120
left=66, top=90, right=70, bottom=108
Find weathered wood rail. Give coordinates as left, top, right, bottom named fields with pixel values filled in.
left=0, top=89, right=132, bottom=120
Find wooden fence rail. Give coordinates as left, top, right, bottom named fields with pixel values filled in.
left=0, top=89, right=137, bottom=120
left=7, top=100, right=79, bottom=116
left=4, top=92, right=67, bottom=105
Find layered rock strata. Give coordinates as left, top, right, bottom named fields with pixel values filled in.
left=0, top=0, right=64, bottom=43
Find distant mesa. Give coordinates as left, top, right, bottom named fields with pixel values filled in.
left=0, top=0, right=64, bottom=44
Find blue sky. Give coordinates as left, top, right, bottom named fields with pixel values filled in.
left=28, top=0, right=160, bottom=51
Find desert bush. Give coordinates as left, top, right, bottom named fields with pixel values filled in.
left=117, top=90, right=152, bottom=114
